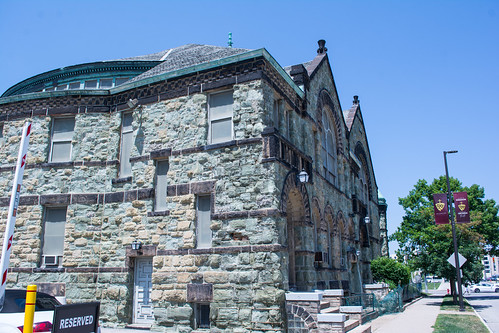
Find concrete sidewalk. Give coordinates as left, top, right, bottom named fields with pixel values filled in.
left=370, top=295, right=443, bottom=333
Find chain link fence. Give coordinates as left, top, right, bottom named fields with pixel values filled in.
left=374, top=282, right=422, bottom=315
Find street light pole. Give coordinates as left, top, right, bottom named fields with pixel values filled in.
left=443, top=150, right=465, bottom=311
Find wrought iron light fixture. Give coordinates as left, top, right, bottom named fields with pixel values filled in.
left=127, top=98, right=139, bottom=109
left=131, top=240, right=142, bottom=250
left=297, top=169, right=309, bottom=183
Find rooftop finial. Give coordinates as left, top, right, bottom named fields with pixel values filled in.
left=353, top=95, right=359, bottom=105
left=228, top=32, right=233, bottom=48
left=317, top=39, right=327, bottom=54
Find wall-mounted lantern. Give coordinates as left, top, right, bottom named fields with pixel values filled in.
left=131, top=240, right=142, bottom=250
left=297, top=169, right=309, bottom=184
left=364, top=216, right=370, bottom=224
left=127, top=98, right=139, bottom=109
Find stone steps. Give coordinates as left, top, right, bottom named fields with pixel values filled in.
left=344, top=319, right=360, bottom=332
left=320, top=301, right=331, bottom=310
left=320, top=306, right=340, bottom=314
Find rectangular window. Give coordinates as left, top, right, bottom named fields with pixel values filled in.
left=194, top=303, right=210, bottom=329
left=50, top=117, right=75, bottom=162
left=115, top=77, right=129, bottom=86
left=84, top=80, right=98, bottom=89
left=154, top=160, right=169, bottom=211
left=284, top=109, right=291, bottom=138
left=69, top=82, right=81, bottom=90
left=196, top=195, right=211, bottom=248
left=208, top=91, right=233, bottom=144
left=99, top=78, right=113, bottom=89
left=120, top=113, right=133, bottom=177
left=56, top=84, right=68, bottom=91
left=272, top=99, right=279, bottom=128
left=42, top=207, right=67, bottom=267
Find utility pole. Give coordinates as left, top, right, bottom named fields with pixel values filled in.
left=443, top=150, right=465, bottom=311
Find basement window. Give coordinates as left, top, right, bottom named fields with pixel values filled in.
left=193, top=303, right=210, bottom=329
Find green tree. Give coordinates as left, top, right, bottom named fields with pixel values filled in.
left=371, top=256, right=411, bottom=289
left=391, top=176, right=499, bottom=296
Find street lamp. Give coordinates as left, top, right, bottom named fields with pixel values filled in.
left=443, top=150, right=465, bottom=311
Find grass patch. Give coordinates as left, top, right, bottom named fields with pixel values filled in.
left=433, top=314, right=489, bottom=333
left=425, top=282, right=441, bottom=289
left=440, top=296, right=474, bottom=312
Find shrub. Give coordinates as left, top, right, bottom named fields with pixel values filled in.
left=371, top=256, right=411, bottom=288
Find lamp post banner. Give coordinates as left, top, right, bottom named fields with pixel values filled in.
left=433, top=193, right=449, bottom=224
left=453, top=191, right=470, bottom=223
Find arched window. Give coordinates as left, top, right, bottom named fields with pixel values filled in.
left=325, top=209, right=335, bottom=269
left=321, top=109, right=337, bottom=185
left=359, top=167, right=369, bottom=204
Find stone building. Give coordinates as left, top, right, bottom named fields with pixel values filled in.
left=0, top=40, right=386, bottom=331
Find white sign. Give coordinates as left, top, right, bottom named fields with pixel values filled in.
left=447, top=252, right=467, bottom=268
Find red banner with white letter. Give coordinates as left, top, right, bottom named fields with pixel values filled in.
left=433, top=193, right=449, bottom=225
left=453, top=192, right=470, bottom=223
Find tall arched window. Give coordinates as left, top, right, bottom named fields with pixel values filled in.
left=359, top=167, right=369, bottom=204
left=321, top=109, right=337, bottom=185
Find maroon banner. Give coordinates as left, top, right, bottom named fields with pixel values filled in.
left=433, top=193, right=449, bottom=224
left=453, top=192, right=470, bottom=223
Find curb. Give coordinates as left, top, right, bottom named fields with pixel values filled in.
left=402, top=296, right=423, bottom=311
left=470, top=305, right=493, bottom=333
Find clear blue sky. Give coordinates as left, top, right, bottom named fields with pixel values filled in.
left=1, top=0, right=498, bottom=254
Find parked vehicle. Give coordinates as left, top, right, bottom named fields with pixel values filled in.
left=0, top=289, right=60, bottom=332
left=471, top=282, right=499, bottom=293
left=425, top=276, right=443, bottom=283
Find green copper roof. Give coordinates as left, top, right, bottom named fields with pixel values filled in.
left=1, top=44, right=304, bottom=104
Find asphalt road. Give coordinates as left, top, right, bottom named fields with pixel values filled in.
left=466, top=292, right=499, bottom=333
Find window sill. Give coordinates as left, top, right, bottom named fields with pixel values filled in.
left=112, top=176, right=132, bottom=184
left=205, top=140, right=236, bottom=150
left=42, top=161, right=74, bottom=168
left=147, top=210, right=170, bottom=217
left=34, top=267, right=64, bottom=273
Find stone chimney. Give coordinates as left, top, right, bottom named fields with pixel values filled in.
left=317, top=39, right=327, bottom=55
left=353, top=95, right=359, bottom=105
left=290, top=64, right=309, bottom=91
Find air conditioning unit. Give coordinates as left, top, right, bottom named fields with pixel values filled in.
left=43, top=255, right=60, bottom=267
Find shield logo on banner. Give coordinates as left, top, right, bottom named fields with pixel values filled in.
left=433, top=193, right=449, bottom=224
left=453, top=192, right=470, bottom=223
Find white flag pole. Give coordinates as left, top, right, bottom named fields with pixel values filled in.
left=0, top=122, right=31, bottom=310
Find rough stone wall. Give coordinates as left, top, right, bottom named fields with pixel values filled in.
left=347, top=108, right=380, bottom=283
left=271, top=57, right=381, bottom=293
left=0, top=52, right=382, bottom=332
left=0, top=79, right=289, bottom=332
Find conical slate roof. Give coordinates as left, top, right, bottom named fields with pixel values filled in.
left=123, top=44, right=251, bottom=83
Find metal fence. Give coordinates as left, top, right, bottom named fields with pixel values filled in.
left=339, top=283, right=422, bottom=318
left=342, top=293, right=376, bottom=312
left=374, top=282, right=422, bottom=315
